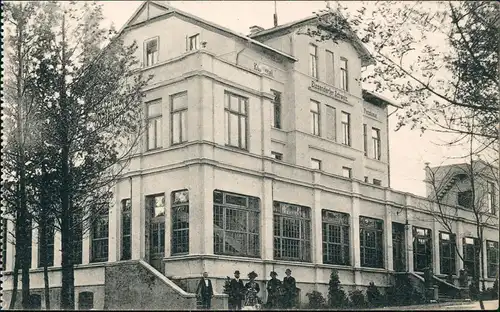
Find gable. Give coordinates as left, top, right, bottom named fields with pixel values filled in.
left=128, top=1, right=170, bottom=27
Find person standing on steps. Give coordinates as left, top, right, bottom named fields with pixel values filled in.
left=196, top=271, right=214, bottom=309
left=229, top=270, right=245, bottom=310
left=282, top=269, right=296, bottom=309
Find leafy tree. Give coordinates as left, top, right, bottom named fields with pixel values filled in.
left=22, top=1, right=152, bottom=309
left=327, top=269, right=347, bottom=308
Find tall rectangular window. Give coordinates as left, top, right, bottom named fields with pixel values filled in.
left=310, top=100, right=320, bottom=136
left=38, top=219, right=55, bottom=268
left=360, top=216, right=384, bottom=268
left=273, top=201, right=311, bottom=262
left=309, top=44, right=318, bottom=78
left=342, top=167, right=352, bottom=178
left=487, top=182, right=496, bottom=215
left=189, top=34, right=199, bottom=51
left=172, top=190, right=189, bottom=255
left=340, top=57, right=348, bottom=91
left=372, top=128, right=381, bottom=160
left=439, top=232, right=456, bottom=275
left=486, top=241, right=498, bottom=278
left=72, top=212, right=83, bottom=265
left=322, top=210, right=350, bottom=265
left=271, top=90, right=282, bottom=129
left=463, top=237, right=480, bottom=278
left=146, top=99, right=162, bottom=150
left=145, top=38, right=158, bottom=67
left=91, top=209, right=109, bottom=263
left=341, top=111, right=350, bottom=146
left=363, top=124, right=368, bottom=156
left=326, top=50, right=334, bottom=85
left=413, top=227, right=432, bottom=272
left=171, top=92, right=188, bottom=145
left=311, top=158, right=321, bottom=170
left=326, top=105, right=336, bottom=141
left=225, top=92, right=248, bottom=149
left=213, top=190, right=260, bottom=257
left=146, top=194, right=166, bottom=261
left=121, top=199, right=132, bottom=260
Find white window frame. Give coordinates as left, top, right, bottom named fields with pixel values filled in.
left=146, top=99, right=162, bottom=151
left=189, top=33, right=199, bottom=51
left=340, top=57, right=348, bottom=91
left=372, top=127, right=381, bottom=160
left=144, top=37, right=159, bottom=67
left=309, top=44, right=318, bottom=78
left=170, top=92, right=188, bottom=145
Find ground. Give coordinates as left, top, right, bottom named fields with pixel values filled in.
left=371, top=300, right=499, bottom=311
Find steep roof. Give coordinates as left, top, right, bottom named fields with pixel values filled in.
left=362, top=90, right=401, bottom=108
left=120, top=1, right=297, bottom=62
left=249, top=12, right=375, bottom=67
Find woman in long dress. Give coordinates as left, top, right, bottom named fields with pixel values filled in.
left=244, top=271, right=261, bottom=308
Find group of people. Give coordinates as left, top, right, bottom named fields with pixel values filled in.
left=196, top=269, right=297, bottom=310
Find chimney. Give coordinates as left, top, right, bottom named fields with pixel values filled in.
left=249, top=25, right=265, bottom=35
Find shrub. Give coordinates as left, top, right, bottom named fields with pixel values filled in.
left=222, top=276, right=231, bottom=295
left=366, top=282, right=382, bottom=307
left=328, top=270, right=348, bottom=308
left=306, top=290, right=326, bottom=309
left=349, top=289, right=367, bottom=308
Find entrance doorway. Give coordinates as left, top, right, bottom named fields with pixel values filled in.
left=145, top=194, right=165, bottom=273
left=392, top=222, right=406, bottom=272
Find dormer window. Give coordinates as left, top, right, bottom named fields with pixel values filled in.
left=145, top=38, right=159, bottom=67
left=189, top=34, right=199, bottom=51
left=458, top=190, right=472, bottom=209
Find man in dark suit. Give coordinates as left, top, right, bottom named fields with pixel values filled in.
left=196, top=271, right=214, bottom=309
left=229, top=270, right=245, bottom=310
left=282, top=268, right=296, bottom=309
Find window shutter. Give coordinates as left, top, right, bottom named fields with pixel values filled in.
left=326, top=106, right=336, bottom=141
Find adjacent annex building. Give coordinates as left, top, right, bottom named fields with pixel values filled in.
left=2, top=1, right=498, bottom=309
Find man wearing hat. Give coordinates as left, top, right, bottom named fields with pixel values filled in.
left=282, top=269, right=296, bottom=309
left=229, top=270, right=245, bottom=310
left=195, top=271, right=214, bottom=309
left=266, top=271, right=282, bottom=309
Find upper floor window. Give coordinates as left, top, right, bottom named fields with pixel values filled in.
left=311, top=158, right=321, bottom=170
left=372, top=128, right=381, bottom=160
left=340, top=57, right=348, bottom=91
left=322, top=210, right=350, bottom=265
left=363, top=124, right=368, bottom=156
left=486, top=240, right=498, bottom=278
left=145, top=37, right=159, bottom=67
left=341, top=111, right=351, bottom=146
left=146, top=99, right=162, bottom=150
left=224, top=92, right=248, bottom=150
left=38, top=218, right=55, bottom=268
left=189, top=34, right=199, bottom=51
left=214, top=190, right=260, bottom=257
left=342, top=167, right=352, bottom=178
left=439, top=232, right=456, bottom=275
left=172, top=190, right=189, bottom=255
left=271, top=90, right=281, bottom=129
left=91, top=208, right=109, bottom=263
left=487, top=181, right=496, bottom=215
left=458, top=190, right=472, bottom=209
left=121, top=199, right=132, bottom=260
left=309, top=44, right=318, bottom=78
left=171, top=92, right=188, bottom=145
left=271, top=151, right=283, bottom=161
left=273, top=201, right=311, bottom=262
left=72, top=212, right=83, bottom=265
left=326, top=50, right=335, bottom=85
left=310, top=100, right=320, bottom=136
left=360, top=216, right=384, bottom=268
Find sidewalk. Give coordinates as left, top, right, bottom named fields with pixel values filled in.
left=371, top=300, right=498, bottom=311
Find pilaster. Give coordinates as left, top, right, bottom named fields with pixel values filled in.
left=163, top=188, right=172, bottom=257
left=53, top=230, right=62, bottom=267
left=432, top=217, right=440, bottom=275
left=131, top=175, right=144, bottom=260
left=351, top=181, right=361, bottom=284
left=405, top=195, right=414, bottom=272
left=456, top=221, right=464, bottom=271
left=261, top=177, right=274, bottom=260
left=82, top=230, right=91, bottom=265
left=385, top=202, right=393, bottom=270
left=108, top=185, right=119, bottom=262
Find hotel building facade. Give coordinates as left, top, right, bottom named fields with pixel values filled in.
left=2, top=1, right=498, bottom=309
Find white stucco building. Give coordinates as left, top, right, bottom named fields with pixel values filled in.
left=2, top=1, right=498, bottom=309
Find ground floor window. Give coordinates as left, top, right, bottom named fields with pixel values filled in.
left=146, top=194, right=166, bottom=261
left=38, top=218, right=55, bottom=268
left=322, top=210, right=350, bottom=265
left=439, top=232, right=456, bottom=275
left=213, top=190, right=260, bottom=257
left=273, top=201, right=311, bottom=262
left=121, top=199, right=132, bottom=260
left=413, top=226, right=432, bottom=272
left=463, top=237, right=480, bottom=278
left=360, top=216, right=384, bottom=268
left=486, top=240, right=498, bottom=278
left=91, top=209, right=109, bottom=263
left=171, top=190, right=189, bottom=255
left=72, top=213, right=83, bottom=265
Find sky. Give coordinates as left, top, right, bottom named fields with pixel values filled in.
left=100, top=0, right=468, bottom=197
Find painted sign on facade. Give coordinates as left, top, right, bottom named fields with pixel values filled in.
left=309, top=80, right=349, bottom=103
left=253, top=62, right=274, bottom=77
left=363, top=108, right=378, bottom=119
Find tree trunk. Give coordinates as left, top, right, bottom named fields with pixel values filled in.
left=9, top=250, right=20, bottom=309
left=41, top=164, right=51, bottom=310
